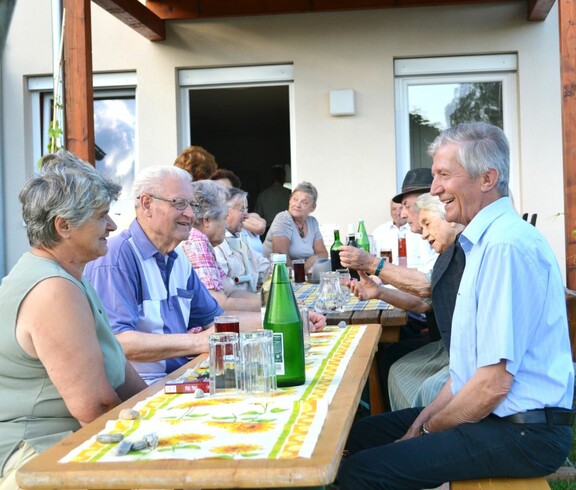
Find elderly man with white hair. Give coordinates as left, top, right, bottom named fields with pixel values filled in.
left=85, top=166, right=262, bottom=385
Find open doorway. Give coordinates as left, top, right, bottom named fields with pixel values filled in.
left=187, top=85, right=291, bottom=211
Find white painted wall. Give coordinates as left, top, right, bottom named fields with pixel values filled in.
left=2, top=1, right=566, bottom=280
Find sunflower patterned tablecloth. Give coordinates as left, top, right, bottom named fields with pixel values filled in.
left=293, top=282, right=392, bottom=311
left=60, top=325, right=366, bottom=463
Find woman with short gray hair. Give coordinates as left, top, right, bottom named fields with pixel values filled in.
left=262, top=181, right=328, bottom=272
left=0, top=150, right=145, bottom=487
left=181, top=180, right=261, bottom=311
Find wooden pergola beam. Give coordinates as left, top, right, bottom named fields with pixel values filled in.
left=528, top=0, right=555, bottom=20
left=63, top=0, right=95, bottom=164
left=92, top=0, right=165, bottom=41
left=559, top=0, right=576, bottom=289
left=145, top=0, right=553, bottom=22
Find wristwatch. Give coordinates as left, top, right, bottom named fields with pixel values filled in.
left=419, top=423, right=430, bottom=436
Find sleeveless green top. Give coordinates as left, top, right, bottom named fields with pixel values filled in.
left=0, top=253, right=126, bottom=475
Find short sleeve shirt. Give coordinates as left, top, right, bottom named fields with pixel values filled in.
left=84, top=219, right=224, bottom=384
left=181, top=227, right=228, bottom=292
left=262, top=211, right=323, bottom=260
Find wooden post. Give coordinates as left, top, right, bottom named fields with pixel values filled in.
left=62, top=0, right=95, bottom=165
left=560, top=0, right=576, bottom=289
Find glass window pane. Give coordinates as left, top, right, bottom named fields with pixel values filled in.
left=408, top=81, right=503, bottom=169
left=94, top=97, right=136, bottom=198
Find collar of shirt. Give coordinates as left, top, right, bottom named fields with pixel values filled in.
left=129, top=219, right=178, bottom=262
left=459, top=197, right=511, bottom=255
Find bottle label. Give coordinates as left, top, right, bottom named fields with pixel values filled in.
left=272, top=332, right=285, bottom=376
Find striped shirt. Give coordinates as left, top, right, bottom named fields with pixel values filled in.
left=85, top=219, right=223, bottom=384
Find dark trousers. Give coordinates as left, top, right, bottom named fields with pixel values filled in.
left=338, top=408, right=571, bottom=490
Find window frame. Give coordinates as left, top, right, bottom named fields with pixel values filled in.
left=27, top=72, right=137, bottom=170
left=394, top=55, right=519, bottom=201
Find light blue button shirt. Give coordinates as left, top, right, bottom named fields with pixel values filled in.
left=450, top=197, right=574, bottom=416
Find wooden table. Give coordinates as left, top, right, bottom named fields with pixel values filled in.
left=319, top=286, right=407, bottom=416
left=17, top=325, right=382, bottom=490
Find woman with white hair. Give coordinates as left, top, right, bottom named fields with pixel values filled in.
left=215, top=187, right=270, bottom=293
left=350, top=193, right=465, bottom=411
left=181, top=181, right=261, bottom=311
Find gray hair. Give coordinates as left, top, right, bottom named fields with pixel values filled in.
left=19, top=150, right=121, bottom=248
left=428, top=122, right=509, bottom=197
left=132, top=166, right=192, bottom=207
left=191, top=180, right=229, bottom=221
left=413, top=193, right=446, bottom=220
left=292, top=181, right=318, bottom=206
left=226, top=187, right=248, bottom=208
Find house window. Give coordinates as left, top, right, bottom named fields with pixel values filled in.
left=28, top=73, right=137, bottom=195
left=394, top=54, right=519, bottom=199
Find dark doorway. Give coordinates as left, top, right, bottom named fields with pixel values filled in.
left=188, top=85, right=291, bottom=211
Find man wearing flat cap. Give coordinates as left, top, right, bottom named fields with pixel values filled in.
left=391, top=168, right=438, bottom=271
left=339, top=167, right=437, bottom=299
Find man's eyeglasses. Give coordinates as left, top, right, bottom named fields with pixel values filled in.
left=144, top=194, right=201, bottom=213
left=234, top=206, right=249, bottom=213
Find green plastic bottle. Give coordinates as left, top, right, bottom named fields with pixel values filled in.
left=263, top=254, right=305, bottom=387
left=356, top=219, right=370, bottom=253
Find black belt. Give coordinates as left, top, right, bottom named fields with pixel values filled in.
left=498, top=408, right=575, bottom=427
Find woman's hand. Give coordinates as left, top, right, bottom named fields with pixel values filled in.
left=244, top=213, right=266, bottom=236
left=309, top=311, right=326, bottom=332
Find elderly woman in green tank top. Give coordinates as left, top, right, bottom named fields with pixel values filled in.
left=0, top=151, right=146, bottom=488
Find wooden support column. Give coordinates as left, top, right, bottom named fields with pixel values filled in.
left=63, top=0, right=95, bottom=165
left=560, top=0, right=576, bottom=289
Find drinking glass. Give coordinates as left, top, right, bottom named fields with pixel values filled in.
left=299, top=306, right=311, bottom=356
left=336, top=269, right=351, bottom=310
left=209, top=332, right=240, bottom=396
left=293, top=259, right=306, bottom=283
left=380, top=248, right=393, bottom=263
left=214, top=315, right=240, bottom=334
left=315, top=271, right=343, bottom=313
left=239, top=330, right=277, bottom=396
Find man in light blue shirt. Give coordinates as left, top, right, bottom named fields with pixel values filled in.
left=339, top=122, right=574, bottom=489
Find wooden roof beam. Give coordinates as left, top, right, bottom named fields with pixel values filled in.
left=92, top=0, right=165, bottom=41
left=527, top=0, right=555, bottom=21
left=145, top=0, right=552, bottom=21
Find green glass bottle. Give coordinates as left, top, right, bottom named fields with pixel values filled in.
left=356, top=219, right=370, bottom=253
left=346, top=224, right=360, bottom=280
left=330, top=229, right=344, bottom=271
left=263, top=254, right=305, bottom=387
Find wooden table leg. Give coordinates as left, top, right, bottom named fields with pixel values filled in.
left=368, top=353, right=385, bottom=415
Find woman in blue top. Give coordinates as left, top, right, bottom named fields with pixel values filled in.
left=263, top=182, right=328, bottom=274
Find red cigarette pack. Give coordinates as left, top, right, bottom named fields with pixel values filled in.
left=164, top=373, right=209, bottom=394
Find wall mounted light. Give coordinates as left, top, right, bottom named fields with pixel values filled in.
left=329, top=89, right=356, bottom=116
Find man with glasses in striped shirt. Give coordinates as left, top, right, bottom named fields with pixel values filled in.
left=85, top=166, right=262, bottom=385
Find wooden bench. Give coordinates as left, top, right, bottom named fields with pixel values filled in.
left=451, top=476, right=550, bottom=489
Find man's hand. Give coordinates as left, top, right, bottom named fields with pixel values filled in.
left=339, top=245, right=376, bottom=272
left=349, top=271, right=382, bottom=301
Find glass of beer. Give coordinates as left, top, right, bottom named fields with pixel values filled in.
left=214, top=315, right=240, bottom=335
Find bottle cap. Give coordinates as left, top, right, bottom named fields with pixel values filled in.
left=271, top=253, right=287, bottom=263
left=347, top=223, right=355, bottom=234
